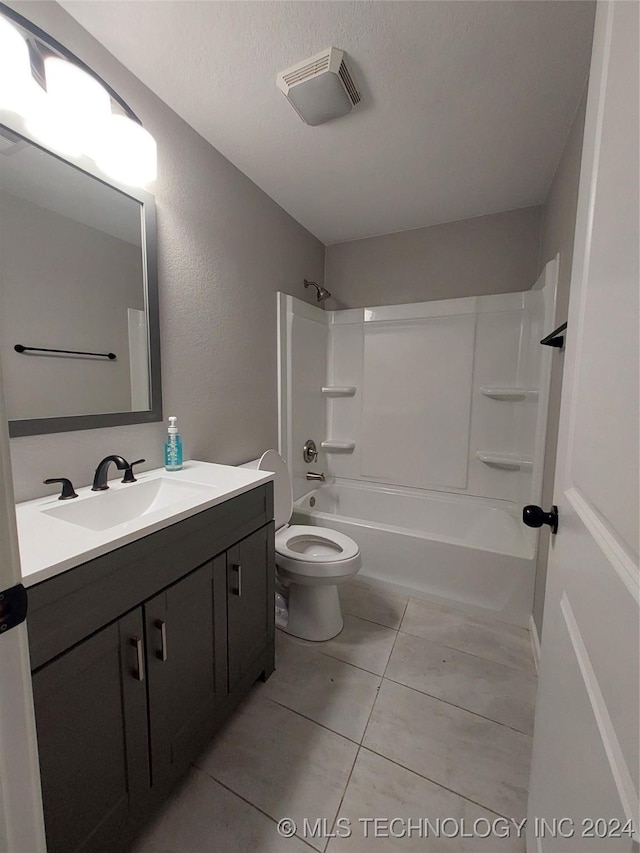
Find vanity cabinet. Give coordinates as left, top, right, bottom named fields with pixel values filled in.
left=27, top=483, right=275, bottom=853
left=32, top=609, right=150, bottom=853
left=227, top=526, right=273, bottom=693
left=144, top=558, right=219, bottom=798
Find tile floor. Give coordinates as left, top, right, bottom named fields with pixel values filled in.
left=131, top=579, right=537, bottom=852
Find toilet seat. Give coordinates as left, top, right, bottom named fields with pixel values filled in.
left=253, top=450, right=361, bottom=640
left=276, top=525, right=361, bottom=581
left=275, top=524, right=359, bottom=563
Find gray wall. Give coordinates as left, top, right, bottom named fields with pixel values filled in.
left=532, top=90, right=588, bottom=638
left=6, top=1, right=324, bottom=503
left=324, top=206, right=542, bottom=309
left=0, top=190, right=143, bottom=419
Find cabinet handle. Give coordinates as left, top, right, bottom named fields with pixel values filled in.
left=155, top=619, right=168, bottom=661
left=232, top=563, right=242, bottom=597
left=131, top=636, right=144, bottom=682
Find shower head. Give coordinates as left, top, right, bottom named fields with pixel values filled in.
left=304, top=279, right=331, bottom=302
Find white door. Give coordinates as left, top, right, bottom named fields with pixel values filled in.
left=527, top=2, right=639, bottom=852
left=0, top=375, right=46, bottom=846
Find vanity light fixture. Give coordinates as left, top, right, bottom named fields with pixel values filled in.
left=0, top=9, right=157, bottom=188
left=0, top=16, right=41, bottom=115
left=95, top=114, right=157, bottom=186
left=27, top=57, right=112, bottom=158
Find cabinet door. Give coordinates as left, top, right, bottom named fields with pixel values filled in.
left=227, top=524, right=273, bottom=692
left=32, top=609, right=149, bottom=853
left=145, top=560, right=217, bottom=794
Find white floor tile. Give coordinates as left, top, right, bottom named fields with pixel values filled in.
left=130, top=767, right=310, bottom=853
left=327, top=749, right=526, bottom=852
left=385, top=631, right=537, bottom=734
left=363, top=680, right=531, bottom=820
left=339, top=580, right=409, bottom=629
left=196, top=690, right=358, bottom=851
left=258, top=632, right=381, bottom=742
left=400, top=599, right=535, bottom=674
left=134, top=588, right=537, bottom=847
left=314, top=614, right=398, bottom=675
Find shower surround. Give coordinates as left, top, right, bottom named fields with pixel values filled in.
left=278, top=260, right=557, bottom=626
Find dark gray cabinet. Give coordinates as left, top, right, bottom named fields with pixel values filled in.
left=227, top=525, right=273, bottom=692
left=32, top=609, right=150, bottom=853
left=145, top=559, right=218, bottom=797
left=27, top=484, right=275, bottom=853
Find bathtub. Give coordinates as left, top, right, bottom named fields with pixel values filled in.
left=292, top=481, right=536, bottom=627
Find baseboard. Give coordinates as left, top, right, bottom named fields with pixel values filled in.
left=529, top=615, right=541, bottom=674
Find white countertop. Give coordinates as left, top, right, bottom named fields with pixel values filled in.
left=16, top=461, right=273, bottom=587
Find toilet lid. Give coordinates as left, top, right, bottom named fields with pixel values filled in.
left=257, top=450, right=293, bottom=530
left=275, top=524, right=360, bottom=563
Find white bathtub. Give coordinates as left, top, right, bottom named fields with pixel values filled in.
left=292, top=481, right=536, bottom=626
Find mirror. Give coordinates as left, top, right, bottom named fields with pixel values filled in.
left=0, top=124, right=162, bottom=436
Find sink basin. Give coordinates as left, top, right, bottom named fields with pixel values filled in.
left=17, top=460, right=275, bottom=587
left=43, top=477, right=219, bottom=532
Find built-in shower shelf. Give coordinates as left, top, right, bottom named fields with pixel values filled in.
left=476, top=451, right=533, bottom=471
left=321, top=440, right=356, bottom=453
left=480, top=387, right=539, bottom=401
left=321, top=386, right=357, bottom=397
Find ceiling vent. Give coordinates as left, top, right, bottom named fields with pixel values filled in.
left=276, top=47, right=361, bottom=126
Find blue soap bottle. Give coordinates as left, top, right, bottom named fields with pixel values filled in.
left=164, top=416, right=183, bottom=471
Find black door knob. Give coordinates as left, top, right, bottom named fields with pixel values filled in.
left=522, top=505, right=558, bottom=535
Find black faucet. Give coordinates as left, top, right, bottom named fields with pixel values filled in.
left=43, top=478, right=78, bottom=500
left=91, top=455, right=130, bottom=491
left=122, top=459, right=146, bottom=483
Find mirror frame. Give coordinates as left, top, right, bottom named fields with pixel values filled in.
left=0, top=5, right=163, bottom=437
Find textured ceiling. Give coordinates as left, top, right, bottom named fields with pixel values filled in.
left=60, top=0, right=595, bottom=244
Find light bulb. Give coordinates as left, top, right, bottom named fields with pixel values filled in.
left=44, top=57, right=111, bottom=117
left=94, top=114, right=157, bottom=186
left=27, top=57, right=111, bottom=157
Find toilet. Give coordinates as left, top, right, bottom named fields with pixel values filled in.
left=250, top=450, right=361, bottom=641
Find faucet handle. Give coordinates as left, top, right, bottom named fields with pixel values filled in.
left=303, top=439, right=318, bottom=463
left=43, top=478, right=78, bottom=500
left=122, top=459, right=146, bottom=484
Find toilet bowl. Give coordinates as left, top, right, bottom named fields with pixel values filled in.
left=250, top=450, right=361, bottom=641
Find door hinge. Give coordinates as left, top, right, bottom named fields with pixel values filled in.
left=0, top=583, right=28, bottom=635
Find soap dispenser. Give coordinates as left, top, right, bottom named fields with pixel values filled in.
left=164, top=416, right=183, bottom=471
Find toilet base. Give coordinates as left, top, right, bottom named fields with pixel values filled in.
left=283, top=583, right=344, bottom=641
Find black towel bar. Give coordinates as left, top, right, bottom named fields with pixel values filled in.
left=14, top=344, right=116, bottom=360
left=540, top=322, right=567, bottom=349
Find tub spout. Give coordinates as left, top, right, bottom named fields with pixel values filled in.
left=306, top=471, right=326, bottom=482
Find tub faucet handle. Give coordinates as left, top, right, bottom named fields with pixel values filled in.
left=303, top=439, right=318, bottom=463
left=306, top=471, right=325, bottom=482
